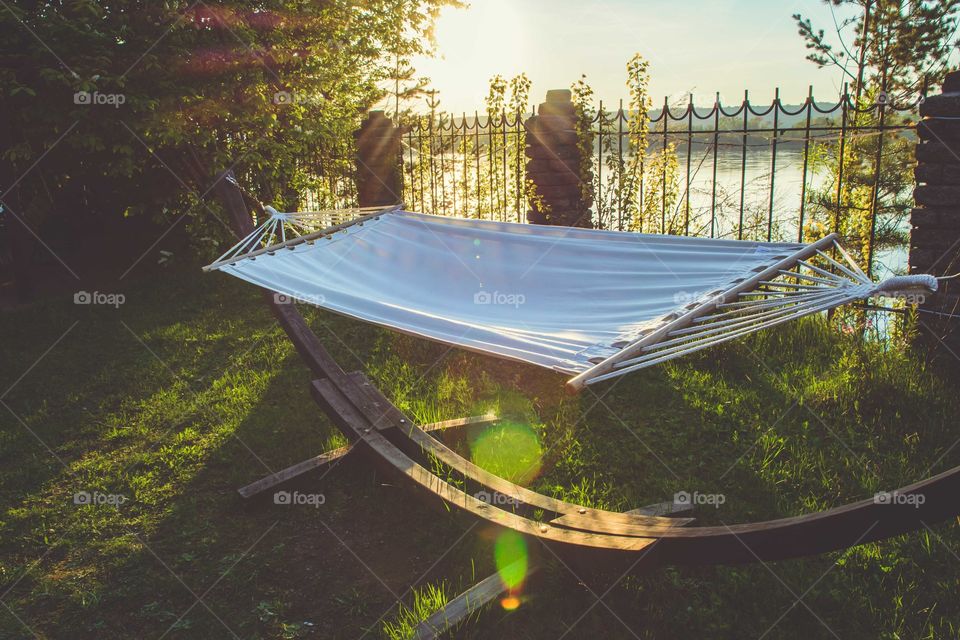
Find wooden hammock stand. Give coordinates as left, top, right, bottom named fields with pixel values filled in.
left=211, top=171, right=960, bottom=635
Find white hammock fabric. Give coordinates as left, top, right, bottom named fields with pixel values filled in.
left=205, top=207, right=937, bottom=390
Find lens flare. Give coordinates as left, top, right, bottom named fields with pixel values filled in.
left=495, top=529, right=528, bottom=592
left=470, top=421, right=542, bottom=485
left=500, top=595, right=521, bottom=611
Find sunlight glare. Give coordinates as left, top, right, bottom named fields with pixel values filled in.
left=417, top=0, right=528, bottom=111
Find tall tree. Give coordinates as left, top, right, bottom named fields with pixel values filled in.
left=0, top=0, right=457, bottom=296
left=794, top=0, right=960, bottom=100
left=792, top=1, right=960, bottom=272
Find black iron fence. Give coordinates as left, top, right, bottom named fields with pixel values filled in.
left=400, top=109, right=531, bottom=224
left=395, top=86, right=924, bottom=277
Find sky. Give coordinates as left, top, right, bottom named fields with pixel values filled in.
left=405, top=0, right=863, bottom=113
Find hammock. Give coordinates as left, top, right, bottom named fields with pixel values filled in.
left=204, top=204, right=938, bottom=391
left=207, top=180, right=960, bottom=573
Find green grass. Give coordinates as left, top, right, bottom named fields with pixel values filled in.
left=381, top=582, right=451, bottom=640
left=1, top=259, right=959, bottom=639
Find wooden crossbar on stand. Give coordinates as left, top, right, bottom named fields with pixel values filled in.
left=237, top=413, right=499, bottom=499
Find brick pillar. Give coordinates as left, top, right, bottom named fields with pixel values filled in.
left=911, top=70, right=960, bottom=342
left=354, top=111, right=402, bottom=207
left=524, top=90, right=593, bottom=227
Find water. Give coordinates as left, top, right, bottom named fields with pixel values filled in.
left=403, top=141, right=908, bottom=277
left=595, top=144, right=907, bottom=276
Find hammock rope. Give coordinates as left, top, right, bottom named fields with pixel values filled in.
left=206, top=204, right=402, bottom=271
left=588, top=240, right=936, bottom=384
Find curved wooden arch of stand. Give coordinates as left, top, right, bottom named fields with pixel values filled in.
left=213, top=172, right=960, bottom=569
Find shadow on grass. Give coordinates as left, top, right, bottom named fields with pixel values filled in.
left=0, top=264, right=513, bottom=639
left=3, top=262, right=959, bottom=639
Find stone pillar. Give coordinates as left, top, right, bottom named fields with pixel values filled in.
left=911, top=70, right=960, bottom=342
left=524, top=90, right=593, bottom=227
left=354, top=111, right=402, bottom=207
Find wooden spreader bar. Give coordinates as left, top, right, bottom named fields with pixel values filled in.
left=566, top=233, right=840, bottom=391
left=203, top=204, right=402, bottom=272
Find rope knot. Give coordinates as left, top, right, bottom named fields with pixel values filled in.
left=264, top=206, right=289, bottom=222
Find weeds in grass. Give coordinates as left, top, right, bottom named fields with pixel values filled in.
left=380, top=582, right=451, bottom=640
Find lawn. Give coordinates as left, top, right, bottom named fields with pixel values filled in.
left=1, top=257, right=959, bottom=639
